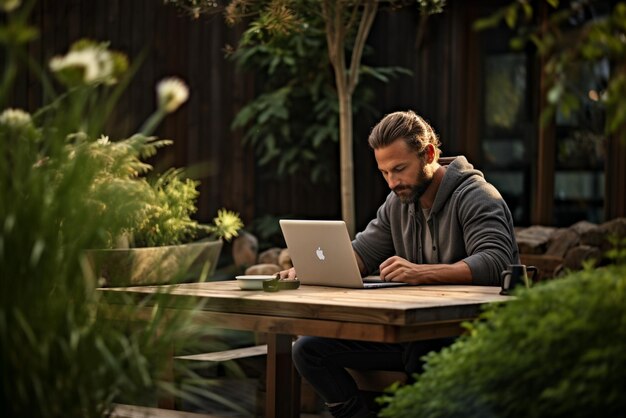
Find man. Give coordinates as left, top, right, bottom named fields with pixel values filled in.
left=280, top=110, right=519, bottom=418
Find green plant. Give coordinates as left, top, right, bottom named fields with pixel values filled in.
left=42, top=41, right=242, bottom=248
left=228, top=0, right=411, bottom=184
left=0, top=2, right=245, bottom=416
left=606, top=235, right=626, bottom=264
left=378, top=264, right=626, bottom=418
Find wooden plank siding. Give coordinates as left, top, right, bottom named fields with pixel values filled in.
left=8, top=1, right=623, bottom=230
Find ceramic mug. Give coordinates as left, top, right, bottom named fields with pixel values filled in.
left=500, top=264, right=538, bottom=295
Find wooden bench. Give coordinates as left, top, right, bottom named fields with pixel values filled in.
left=110, top=404, right=223, bottom=418
left=173, top=344, right=268, bottom=415
left=174, top=342, right=404, bottom=414
left=174, top=344, right=268, bottom=363
left=176, top=344, right=405, bottom=390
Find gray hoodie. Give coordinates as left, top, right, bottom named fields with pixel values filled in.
left=352, top=156, right=519, bottom=286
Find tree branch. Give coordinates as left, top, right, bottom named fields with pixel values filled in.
left=345, top=1, right=360, bottom=34
left=322, top=0, right=337, bottom=66
left=347, top=0, right=378, bottom=94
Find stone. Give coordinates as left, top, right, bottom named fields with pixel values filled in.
left=245, top=263, right=281, bottom=276
left=258, top=247, right=282, bottom=265
left=516, top=225, right=557, bottom=254
left=546, top=228, right=579, bottom=258
left=562, top=245, right=602, bottom=271
left=601, top=217, right=626, bottom=238
left=597, top=217, right=626, bottom=253
left=278, top=248, right=292, bottom=270
left=232, top=232, right=259, bottom=269
left=572, top=221, right=606, bottom=247
left=569, top=220, right=599, bottom=236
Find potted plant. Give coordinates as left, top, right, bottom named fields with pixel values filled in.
left=81, top=140, right=244, bottom=286
left=44, top=39, right=243, bottom=286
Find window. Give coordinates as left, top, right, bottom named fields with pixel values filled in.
left=478, top=26, right=532, bottom=225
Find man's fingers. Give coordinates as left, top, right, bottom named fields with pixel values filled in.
left=279, top=267, right=297, bottom=280
left=380, top=257, right=400, bottom=281
left=379, top=256, right=396, bottom=270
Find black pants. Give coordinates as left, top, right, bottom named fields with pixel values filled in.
left=292, top=336, right=455, bottom=417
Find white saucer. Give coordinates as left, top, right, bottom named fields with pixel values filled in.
left=235, top=275, right=276, bottom=290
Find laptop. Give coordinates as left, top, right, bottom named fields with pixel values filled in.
left=279, top=220, right=407, bottom=289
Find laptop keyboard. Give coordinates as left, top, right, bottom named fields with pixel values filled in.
left=362, top=276, right=383, bottom=282
left=362, top=280, right=407, bottom=288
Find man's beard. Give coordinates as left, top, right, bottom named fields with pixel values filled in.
left=393, top=170, right=433, bottom=204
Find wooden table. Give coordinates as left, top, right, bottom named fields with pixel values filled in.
left=100, top=281, right=508, bottom=418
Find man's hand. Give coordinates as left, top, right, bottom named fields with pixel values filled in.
left=278, top=267, right=297, bottom=280
left=379, top=256, right=423, bottom=284
left=379, top=256, right=473, bottom=285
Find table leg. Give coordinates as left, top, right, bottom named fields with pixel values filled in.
left=266, top=334, right=300, bottom=418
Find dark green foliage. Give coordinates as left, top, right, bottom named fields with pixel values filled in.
left=474, top=1, right=626, bottom=139
left=379, top=264, right=626, bottom=418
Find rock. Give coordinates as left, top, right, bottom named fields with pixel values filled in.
left=562, top=245, right=602, bottom=271
left=258, top=247, right=282, bottom=265
left=546, top=228, right=579, bottom=258
left=278, top=248, right=292, bottom=270
left=601, top=217, right=626, bottom=237
left=232, top=232, right=259, bottom=269
left=516, top=225, right=557, bottom=254
left=245, top=263, right=281, bottom=276
left=569, top=220, right=599, bottom=236
left=572, top=221, right=606, bottom=247
left=597, top=217, right=626, bottom=253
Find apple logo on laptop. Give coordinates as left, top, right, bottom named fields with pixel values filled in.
left=315, top=247, right=326, bottom=261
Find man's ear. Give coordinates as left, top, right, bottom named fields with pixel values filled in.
left=425, top=144, right=436, bottom=164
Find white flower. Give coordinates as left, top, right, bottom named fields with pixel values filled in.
left=1, top=0, right=21, bottom=12
left=96, top=135, right=110, bottom=145
left=156, top=77, right=189, bottom=113
left=0, top=108, right=33, bottom=129
left=49, top=46, right=115, bottom=85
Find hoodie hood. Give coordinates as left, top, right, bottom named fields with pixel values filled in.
left=431, top=156, right=485, bottom=214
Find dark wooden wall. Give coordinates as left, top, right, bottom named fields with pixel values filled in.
left=8, top=1, right=480, bottom=232
left=12, top=0, right=258, bottom=224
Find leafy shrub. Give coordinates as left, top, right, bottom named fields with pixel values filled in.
left=379, top=264, right=626, bottom=418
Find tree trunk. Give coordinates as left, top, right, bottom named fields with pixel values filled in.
left=322, top=0, right=377, bottom=238
left=337, top=83, right=355, bottom=237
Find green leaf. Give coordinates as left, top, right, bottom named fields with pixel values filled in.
left=505, top=5, right=518, bottom=28
left=521, top=2, right=533, bottom=20
left=546, top=0, right=559, bottom=8
left=231, top=104, right=256, bottom=129
left=301, top=150, right=316, bottom=160
left=473, top=10, right=505, bottom=31
left=509, top=36, right=525, bottom=50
